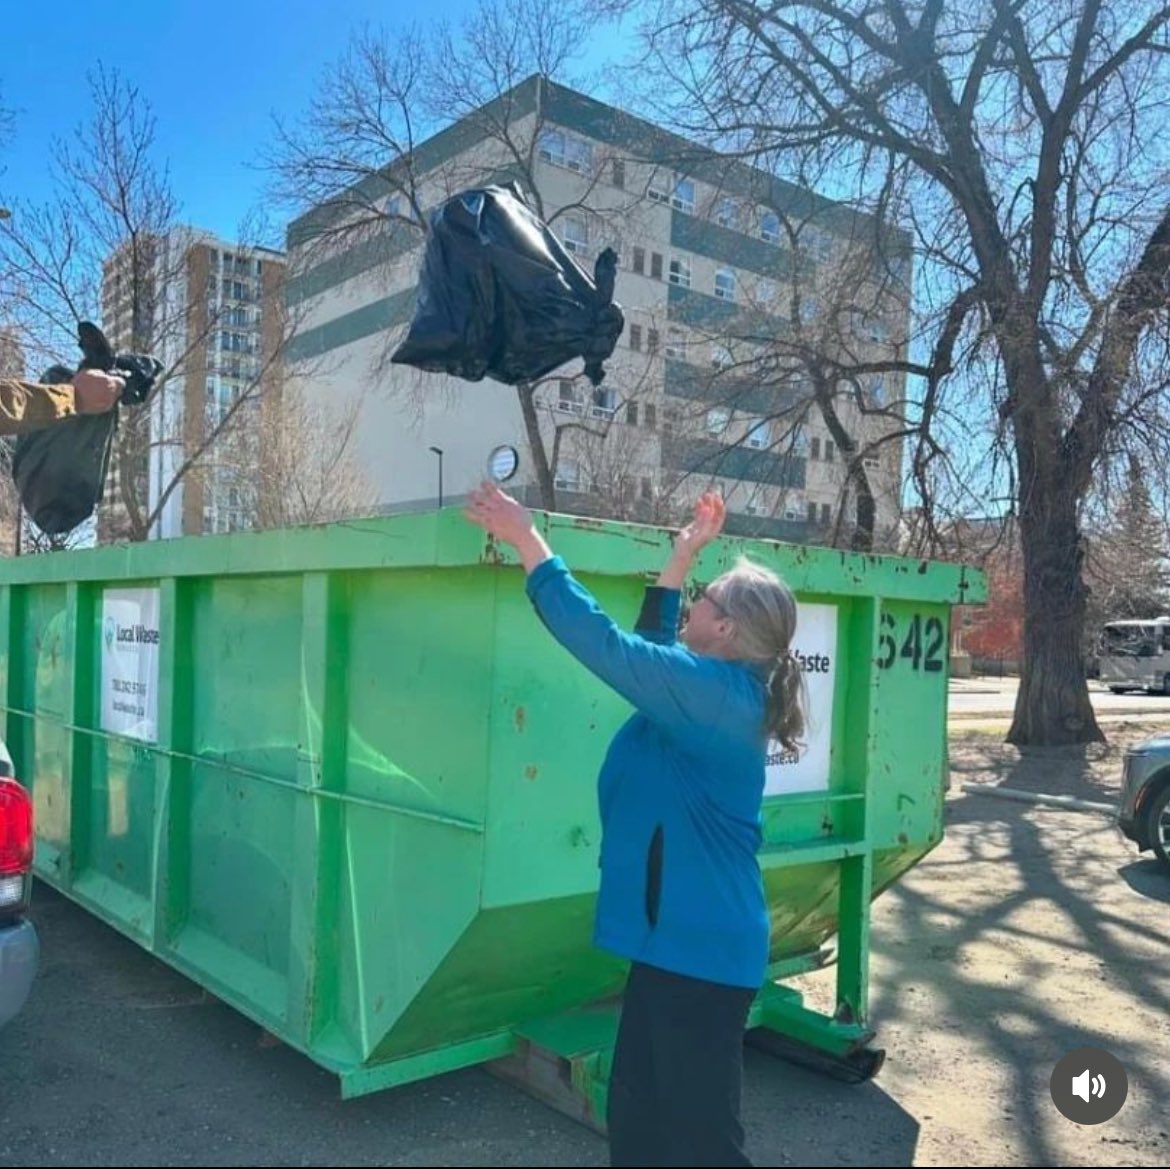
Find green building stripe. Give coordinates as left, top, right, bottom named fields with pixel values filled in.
left=286, top=229, right=421, bottom=308
left=541, top=80, right=908, bottom=250
left=287, top=81, right=541, bottom=248
left=663, top=436, right=806, bottom=489
left=285, top=165, right=533, bottom=307
left=669, top=211, right=804, bottom=282
left=723, top=513, right=811, bottom=542
left=286, top=286, right=416, bottom=362
left=664, top=358, right=804, bottom=417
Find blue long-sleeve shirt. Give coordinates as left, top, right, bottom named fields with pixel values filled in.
left=526, top=556, right=770, bottom=989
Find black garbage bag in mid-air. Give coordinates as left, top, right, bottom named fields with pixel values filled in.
left=11, top=321, right=163, bottom=535
left=391, top=182, right=625, bottom=388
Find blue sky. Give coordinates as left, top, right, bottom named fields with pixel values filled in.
left=0, top=0, right=621, bottom=243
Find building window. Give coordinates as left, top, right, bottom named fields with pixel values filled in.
left=645, top=403, right=658, bottom=429
left=629, top=324, right=643, bottom=351
left=591, top=387, right=618, bottom=419
left=821, top=502, right=831, bottom=525
left=746, top=419, right=771, bottom=449
left=632, top=246, right=646, bottom=274
left=760, top=211, right=781, bottom=244
left=648, top=172, right=670, bottom=203
left=671, top=177, right=696, bottom=214
left=627, top=401, right=639, bottom=426
left=663, top=406, right=680, bottom=435
left=715, top=197, right=739, bottom=228
left=757, top=278, right=778, bottom=306
left=711, top=343, right=734, bottom=369
left=538, top=127, right=562, bottom=166
left=557, top=379, right=585, bottom=415
left=868, top=376, right=887, bottom=405
left=561, top=216, right=589, bottom=256
left=744, top=503, right=761, bottom=516
left=714, top=268, right=737, bottom=302
left=647, top=328, right=660, bottom=354
left=641, top=477, right=653, bottom=501
left=800, top=296, right=820, bottom=325
left=665, top=328, right=686, bottom=360
left=807, top=500, right=818, bottom=523
left=555, top=459, right=583, bottom=492
left=825, top=440, right=836, bottom=462
left=669, top=257, right=691, bottom=288
left=612, top=158, right=626, bottom=189
left=811, top=437, right=821, bottom=460
left=806, top=226, right=833, bottom=261
left=650, top=252, right=664, bottom=280
left=707, top=407, right=730, bottom=435
left=784, top=495, right=804, bottom=521
left=538, top=128, right=592, bottom=174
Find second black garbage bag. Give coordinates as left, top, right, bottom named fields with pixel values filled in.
left=391, top=182, right=624, bottom=388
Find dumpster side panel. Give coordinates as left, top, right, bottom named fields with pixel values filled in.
left=868, top=600, right=952, bottom=853
left=17, top=587, right=70, bottom=873
left=372, top=896, right=626, bottom=1062
left=483, top=569, right=640, bottom=909
left=344, top=569, right=494, bottom=826
left=339, top=808, right=484, bottom=1062
left=190, top=576, right=303, bottom=782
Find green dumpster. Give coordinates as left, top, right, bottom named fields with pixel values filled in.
left=0, top=509, right=983, bottom=1121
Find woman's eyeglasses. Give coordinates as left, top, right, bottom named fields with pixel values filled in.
left=694, top=586, right=730, bottom=619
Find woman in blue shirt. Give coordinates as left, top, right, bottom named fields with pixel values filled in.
left=465, top=483, right=805, bottom=1168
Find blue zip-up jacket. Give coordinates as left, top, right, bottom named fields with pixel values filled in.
left=526, top=556, right=770, bottom=990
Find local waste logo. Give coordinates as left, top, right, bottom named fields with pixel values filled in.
left=104, top=616, right=116, bottom=652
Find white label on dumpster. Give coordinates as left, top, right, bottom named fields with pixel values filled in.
left=765, top=602, right=837, bottom=797
left=101, top=587, right=161, bottom=743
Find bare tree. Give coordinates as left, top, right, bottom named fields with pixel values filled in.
left=1082, top=455, right=1170, bottom=652
left=267, top=0, right=658, bottom=511
left=617, top=0, right=1170, bottom=745
left=251, top=388, right=378, bottom=528
left=0, top=70, right=293, bottom=543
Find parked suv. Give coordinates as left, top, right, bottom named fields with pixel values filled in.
left=0, top=739, right=37, bottom=1029
left=1118, top=733, right=1170, bottom=871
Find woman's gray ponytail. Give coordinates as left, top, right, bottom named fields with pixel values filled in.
left=709, top=558, right=807, bottom=754
left=766, top=650, right=806, bottom=754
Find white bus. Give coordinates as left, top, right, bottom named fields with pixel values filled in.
left=1098, top=617, right=1170, bottom=694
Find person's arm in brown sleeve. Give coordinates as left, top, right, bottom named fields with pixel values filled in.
left=0, top=371, right=123, bottom=436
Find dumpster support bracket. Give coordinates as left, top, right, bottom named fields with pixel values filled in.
left=488, top=1004, right=621, bottom=1135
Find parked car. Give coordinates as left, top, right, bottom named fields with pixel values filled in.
left=1118, top=733, right=1170, bottom=870
left=0, top=738, right=37, bottom=1029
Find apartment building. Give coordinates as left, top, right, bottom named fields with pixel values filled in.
left=285, top=75, right=911, bottom=544
left=101, top=229, right=286, bottom=539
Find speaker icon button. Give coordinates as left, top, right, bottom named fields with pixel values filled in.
left=1051, top=1047, right=1128, bottom=1124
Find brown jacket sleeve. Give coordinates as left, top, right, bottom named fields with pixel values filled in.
left=0, top=379, right=78, bottom=436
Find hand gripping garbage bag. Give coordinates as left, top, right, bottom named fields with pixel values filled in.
left=391, top=182, right=625, bottom=387
left=11, top=321, right=163, bottom=535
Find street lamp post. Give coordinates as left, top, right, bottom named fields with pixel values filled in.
left=428, top=446, right=444, bottom=509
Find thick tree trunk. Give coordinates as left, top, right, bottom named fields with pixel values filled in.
left=517, top=382, right=557, bottom=510
left=1008, top=486, right=1103, bottom=745
left=848, top=460, right=876, bottom=552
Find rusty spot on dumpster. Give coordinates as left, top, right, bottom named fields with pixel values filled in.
left=525, top=765, right=539, bottom=780
left=897, top=833, right=909, bottom=845
left=515, top=706, right=526, bottom=732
